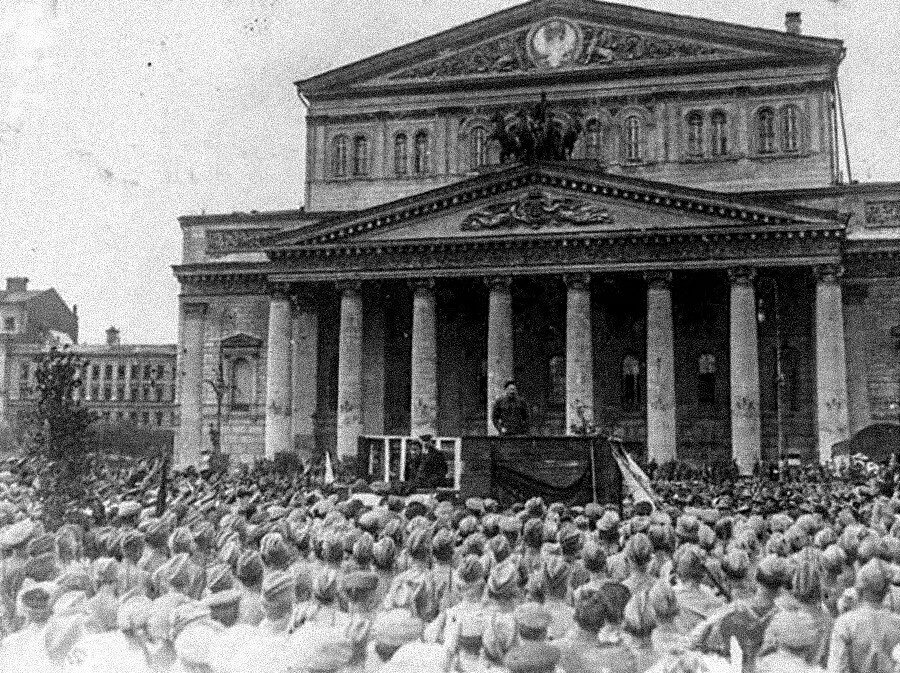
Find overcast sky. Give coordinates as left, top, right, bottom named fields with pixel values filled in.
left=1, top=0, right=897, bottom=345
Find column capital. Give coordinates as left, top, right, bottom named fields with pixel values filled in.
left=728, top=267, right=757, bottom=286
left=644, top=270, right=672, bottom=290
left=291, top=286, right=319, bottom=310
left=484, top=276, right=512, bottom=291
left=408, top=278, right=436, bottom=293
left=182, top=302, right=208, bottom=318
left=563, top=273, right=591, bottom=290
left=813, top=264, right=844, bottom=284
left=335, top=280, right=363, bottom=295
left=267, top=283, right=292, bottom=300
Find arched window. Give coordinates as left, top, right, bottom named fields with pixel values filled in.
left=624, top=116, right=642, bottom=162
left=757, top=109, right=776, bottom=155
left=413, top=131, right=430, bottom=175
left=230, top=358, right=253, bottom=411
left=471, top=126, right=488, bottom=168
left=687, top=112, right=704, bottom=158
left=394, top=133, right=408, bottom=176
left=710, top=111, right=728, bottom=157
left=622, top=355, right=640, bottom=410
left=352, top=135, right=368, bottom=176
left=781, top=105, right=800, bottom=152
left=584, top=119, right=602, bottom=160
left=698, top=354, right=716, bottom=406
left=331, top=134, right=349, bottom=177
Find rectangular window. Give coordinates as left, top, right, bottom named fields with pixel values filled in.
left=157, top=365, right=166, bottom=379
left=117, top=365, right=125, bottom=379
left=144, top=365, right=153, bottom=380
left=19, top=363, right=28, bottom=381
left=104, top=365, right=113, bottom=379
left=3, top=317, right=15, bottom=331
left=170, top=412, right=178, bottom=426
left=103, top=385, right=111, bottom=400
left=116, top=384, right=125, bottom=400
left=155, top=412, right=164, bottom=426
left=141, top=412, right=150, bottom=425
left=92, top=365, right=100, bottom=378
left=102, top=411, right=110, bottom=422
left=170, top=384, right=176, bottom=401
left=130, top=385, right=139, bottom=400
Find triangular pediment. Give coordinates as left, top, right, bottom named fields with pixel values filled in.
left=270, top=163, right=840, bottom=250
left=297, top=0, right=842, bottom=96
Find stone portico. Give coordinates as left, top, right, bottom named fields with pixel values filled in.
left=172, top=0, right=900, bottom=471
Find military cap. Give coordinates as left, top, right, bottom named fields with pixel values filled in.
left=597, top=510, right=620, bottom=534
left=432, top=528, right=454, bottom=562
left=525, top=497, right=546, bottom=518
left=203, top=587, right=241, bottom=610
left=458, top=515, right=479, bottom=538
left=358, top=510, right=381, bottom=533
left=386, top=496, right=405, bottom=513
left=143, top=517, right=170, bottom=546
left=487, top=559, right=519, bottom=599
left=157, top=552, right=194, bottom=592
left=371, top=608, right=424, bottom=647
left=305, top=632, right=355, bottom=673
left=406, top=527, right=432, bottom=560
left=755, top=554, right=788, bottom=589
left=206, top=564, right=234, bottom=593
left=118, top=500, right=141, bottom=519
left=93, top=557, right=119, bottom=586
left=523, top=518, right=544, bottom=548
left=721, top=549, right=751, bottom=580
left=456, top=554, right=484, bottom=585
left=513, top=602, right=551, bottom=634
left=503, top=641, right=560, bottom=673
left=262, top=569, right=296, bottom=609
left=261, top=532, right=293, bottom=570
left=465, top=497, right=485, bottom=515
left=633, top=501, right=653, bottom=517
left=119, top=529, right=145, bottom=552
left=53, top=590, right=88, bottom=617
left=322, top=531, right=345, bottom=565
left=499, top=516, right=521, bottom=536
left=24, top=551, right=58, bottom=582
left=27, top=532, right=56, bottom=557
left=20, top=581, right=52, bottom=615
left=343, top=570, right=379, bottom=593
left=484, top=498, right=499, bottom=513
left=169, top=526, right=195, bottom=555
left=56, top=564, right=92, bottom=595
left=856, top=558, right=892, bottom=597
left=675, top=514, right=699, bottom=542
left=0, top=518, right=35, bottom=550
left=313, top=569, right=338, bottom=603
left=674, top=544, right=706, bottom=582
left=372, top=537, right=396, bottom=570
left=557, top=525, right=581, bottom=555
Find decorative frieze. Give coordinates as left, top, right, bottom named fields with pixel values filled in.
left=391, top=19, right=732, bottom=81
left=206, top=228, right=279, bottom=256
left=462, top=191, right=613, bottom=231
left=864, top=201, right=900, bottom=228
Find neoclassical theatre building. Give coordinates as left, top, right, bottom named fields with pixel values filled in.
left=173, top=0, right=900, bottom=472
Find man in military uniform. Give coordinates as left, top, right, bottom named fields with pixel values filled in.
left=491, top=381, right=529, bottom=435
left=413, top=435, right=449, bottom=490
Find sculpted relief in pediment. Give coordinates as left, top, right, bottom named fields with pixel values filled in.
left=390, top=18, right=742, bottom=81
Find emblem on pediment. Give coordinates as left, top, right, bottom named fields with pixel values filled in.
left=528, top=19, right=582, bottom=69
left=390, top=20, right=731, bottom=80
left=864, top=201, right=900, bottom=227
left=461, top=190, right=613, bottom=231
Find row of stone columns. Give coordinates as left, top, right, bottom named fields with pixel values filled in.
left=177, top=264, right=851, bottom=467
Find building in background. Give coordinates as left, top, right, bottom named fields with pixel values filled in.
left=173, top=0, right=900, bottom=470
left=0, top=278, right=177, bottom=447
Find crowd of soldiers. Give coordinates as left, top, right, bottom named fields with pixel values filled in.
left=0, top=453, right=899, bottom=672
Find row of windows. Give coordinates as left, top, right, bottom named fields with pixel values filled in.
left=2, top=317, right=16, bottom=332
left=88, top=383, right=175, bottom=403
left=331, top=131, right=432, bottom=178
left=88, top=362, right=175, bottom=381
left=329, top=103, right=805, bottom=177
left=99, top=410, right=176, bottom=427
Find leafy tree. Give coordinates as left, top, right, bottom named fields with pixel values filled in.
left=20, top=346, right=97, bottom=527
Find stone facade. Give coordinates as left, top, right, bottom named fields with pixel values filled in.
left=172, top=0, right=900, bottom=470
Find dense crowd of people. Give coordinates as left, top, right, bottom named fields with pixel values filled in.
left=0, top=453, right=899, bottom=672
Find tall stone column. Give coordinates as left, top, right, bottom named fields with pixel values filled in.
left=0, top=338, right=7, bottom=429
left=265, top=289, right=293, bottom=459
left=843, top=283, right=871, bottom=435
left=362, top=294, right=385, bottom=436
left=565, top=274, right=593, bottom=434
left=645, top=271, right=676, bottom=464
left=815, top=265, right=850, bottom=462
left=410, top=279, right=438, bottom=438
left=177, top=301, right=207, bottom=467
left=729, top=268, right=761, bottom=475
left=486, top=277, right=514, bottom=435
left=291, top=292, right=318, bottom=461
left=336, top=283, right=364, bottom=459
